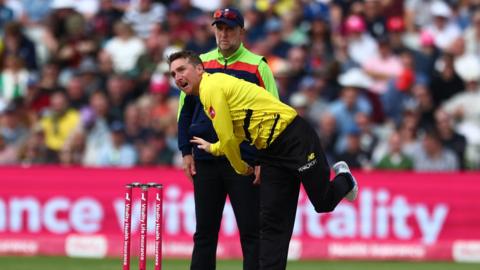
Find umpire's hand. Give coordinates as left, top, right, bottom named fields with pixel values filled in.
left=253, top=166, right=261, bottom=185
left=182, top=155, right=196, bottom=181
left=191, top=136, right=211, bottom=152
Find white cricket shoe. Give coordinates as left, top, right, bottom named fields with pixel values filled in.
left=333, top=161, right=358, bottom=202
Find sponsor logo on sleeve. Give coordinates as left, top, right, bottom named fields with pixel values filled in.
left=209, top=106, right=216, bottom=119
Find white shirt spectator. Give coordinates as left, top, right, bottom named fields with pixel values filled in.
left=75, top=0, right=100, bottom=18
left=123, top=2, right=165, bottom=39
left=96, top=142, right=137, bottom=167
left=0, top=69, right=29, bottom=102
left=424, top=22, right=461, bottom=50
left=464, top=27, right=480, bottom=56
left=413, top=146, right=459, bottom=171
left=443, top=90, right=480, bottom=126
left=347, top=34, right=379, bottom=65
left=404, top=0, right=434, bottom=28
left=104, top=36, right=145, bottom=73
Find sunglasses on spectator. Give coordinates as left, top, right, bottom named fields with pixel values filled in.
left=213, top=9, right=238, bottom=20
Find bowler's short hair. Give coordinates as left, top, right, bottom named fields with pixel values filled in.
left=168, top=50, right=204, bottom=67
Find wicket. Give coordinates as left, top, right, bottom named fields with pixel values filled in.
left=122, top=182, right=164, bottom=270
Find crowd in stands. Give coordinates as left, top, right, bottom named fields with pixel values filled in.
left=0, top=0, right=479, bottom=171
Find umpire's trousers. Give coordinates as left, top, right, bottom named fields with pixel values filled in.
left=258, top=116, right=353, bottom=270
left=190, top=158, right=260, bottom=270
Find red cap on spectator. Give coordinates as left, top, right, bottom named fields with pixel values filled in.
left=150, top=75, right=169, bottom=95
left=420, top=30, right=435, bottom=46
left=387, top=17, right=405, bottom=32
left=345, top=15, right=366, bottom=33
left=396, top=69, right=415, bottom=92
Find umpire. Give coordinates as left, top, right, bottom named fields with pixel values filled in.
left=177, top=7, right=279, bottom=270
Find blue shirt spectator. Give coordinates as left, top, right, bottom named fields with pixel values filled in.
left=96, top=121, right=137, bottom=167
left=0, top=1, right=14, bottom=33
left=20, top=0, right=52, bottom=23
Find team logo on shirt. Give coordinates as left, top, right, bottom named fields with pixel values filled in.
left=209, top=106, right=216, bottom=118
left=308, top=152, right=316, bottom=161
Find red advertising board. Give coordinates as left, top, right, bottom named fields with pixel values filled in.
left=0, top=167, right=479, bottom=262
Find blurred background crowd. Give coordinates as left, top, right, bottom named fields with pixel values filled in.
left=0, top=0, right=480, bottom=171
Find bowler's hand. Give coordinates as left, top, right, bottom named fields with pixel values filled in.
left=182, top=155, right=196, bottom=181
left=253, top=165, right=261, bottom=185
left=190, top=136, right=211, bottom=153
left=245, top=165, right=254, bottom=176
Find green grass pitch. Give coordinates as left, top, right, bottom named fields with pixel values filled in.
left=1, top=256, right=479, bottom=270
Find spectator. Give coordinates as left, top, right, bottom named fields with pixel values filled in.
left=0, top=54, right=31, bottom=103
left=103, top=21, right=146, bottom=74
left=164, top=3, right=195, bottom=46
left=375, top=130, right=414, bottom=170
left=364, top=0, right=387, bottom=39
left=123, top=102, right=150, bottom=146
left=59, top=130, right=85, bottom=166
left=263, top=18, right=292, bottom=58
left=335, top=127, right=371, bottom=169
left=1, top=21, right=37, bottom=70
left=329, top=69, right=373, bottom=141
left=18, top=125, right=48, bottom=165
left=301, top=75, right=330, bottom=124
left=148, top=74, right=175, bottom=132
left=82, top=90, right=112, bottom=166
left=422, top=1, right=461, bottom=51
left=19, top=0, right=52, bottom=26
left=412, top=30, right=440, bottom=82
left=381, top=51, right=417, bottom=124
left=138, top=131, right=174, bottom=166
left=0, top=0, right=14, bottom=32
left=289, top=91, right=309, bottom=118
left=429, top=53, right=464, bottom=108
left=45, top=1, right=84, bottom=60
left=244, top=6, right=266, bottom=44
left=435, top=109, right=467, bottom=170
left=464, top=10, right=480, bottom=56
left=386, top=16, right=408, bottom=54
left=135, top=23, right=169, bottom=84
left=356, top=112, right=379, bottom=160
left=398, top=109, right=421, bottom=158
left=413, top=128, right=459, bottom=171
left=54, top=12, right=97, bottom=69
left=316, top=112, right=339, bottom=164
left=285, top=46, right=308, bottom=94
left=25, top=61, right=59, bottom=113
left=106, top=74, right=130, bottom=121
left=91, top=0, right=124, bottom=41
left=96, top=120, right=137, bottom=167
left=170, top=0, right=203, bottom=23
left=0, top=133, right=18, bottom=164
left=65, top=74, right=88, bottom=109
left=308, top=18, right=334, bottom=72
left=442, top=55, right=480, bottom=125
left=362, top=36, right=403, bottom=95
left=76, top=57, right=103, bottom=95
left=122, top=0, right=166, bottom=39
left=345, top=15, right=379, bottom=65
left=442, top=55, right=480, bottom=159
left=0, top=102, right=28, bottom=146
left=412, top=83, right=435, bottom=130
left=281, top=11, right=308, bottom=46
left=40, top=90, right=80, bottom=162
left=184, top=16, right=216, bottom=54
left=404, top=0, right=434, bottom=32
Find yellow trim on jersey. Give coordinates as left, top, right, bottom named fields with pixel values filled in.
left=199, top=73, right=297, bottom=175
